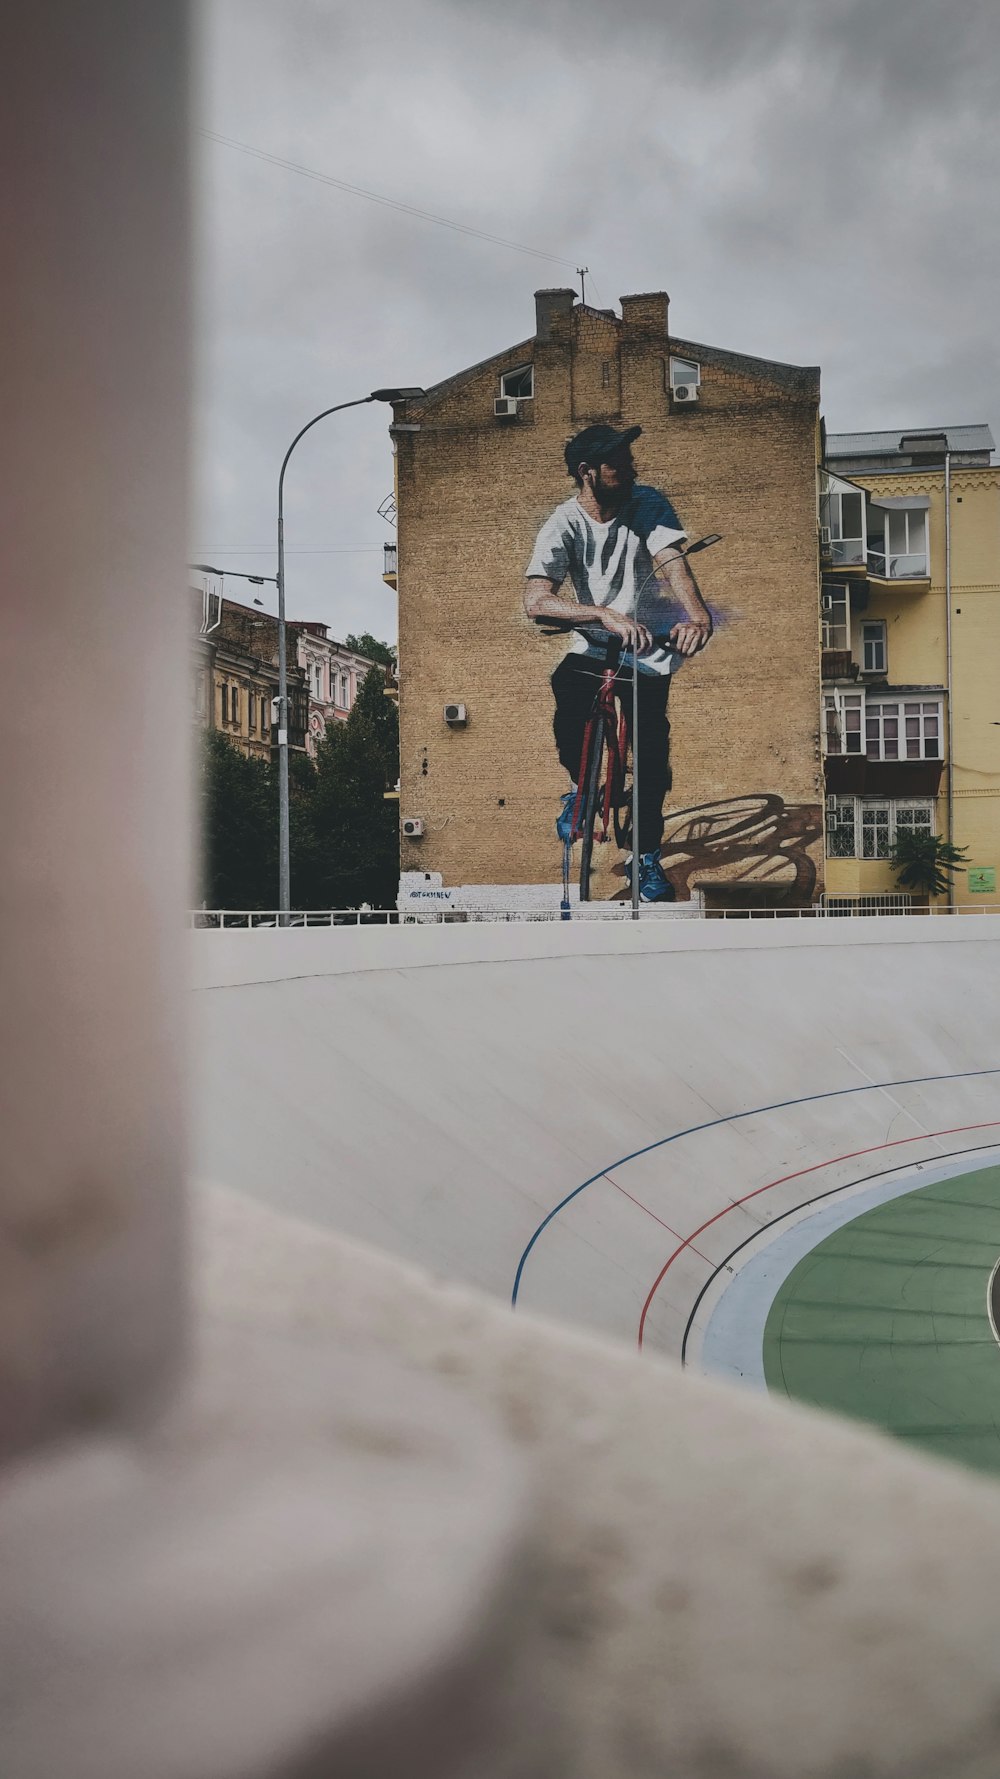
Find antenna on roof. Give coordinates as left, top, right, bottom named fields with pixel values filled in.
left=577, top=266, right=589, bottom=304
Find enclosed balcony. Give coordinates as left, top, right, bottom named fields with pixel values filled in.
left=819, top=472, right=866, bottom=569
left=383, top=541, right=398, bottom=587
left=865, top=496, right=929, bottom=583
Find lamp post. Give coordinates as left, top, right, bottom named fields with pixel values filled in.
left=275, top=388, right=424, bottom=920
left=190, top=564, right=278, bottom=590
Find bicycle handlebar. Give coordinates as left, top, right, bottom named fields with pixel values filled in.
left=531, top=531, right=721, bottom=648
left=533, top=617, right=674, bottom=652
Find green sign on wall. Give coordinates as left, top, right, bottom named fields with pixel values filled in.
left=968, top=867, right=996, bottom=894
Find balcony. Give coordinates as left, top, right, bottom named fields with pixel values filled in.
left=821, top=535, right=866, bottom=570
left=821, top=649, right=859, bottom=682
left=382, top=542, right=397, bottom=587
left=866, top=549, right=929, bottom=583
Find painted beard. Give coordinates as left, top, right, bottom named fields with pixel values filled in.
left=596, top=466, right=634, bottom=509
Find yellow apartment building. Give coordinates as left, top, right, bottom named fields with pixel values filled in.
left=820, top=425, right=999, bottom=911
left=189, top=583, right=309, bottom=761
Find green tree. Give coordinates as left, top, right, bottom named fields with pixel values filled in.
left=889, top=830, right=969, bottom=900
left=288, top=746, right=320, bottom=909
left=309, top=665, right=400, bottom=909
left=199, top=730, right=275, bottom=910
left=344, top=632, right=395, bottom=669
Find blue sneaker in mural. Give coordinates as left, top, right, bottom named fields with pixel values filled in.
left=556, top=788, right=578, bottom=844
left=626, top=851, right=675, bottom=903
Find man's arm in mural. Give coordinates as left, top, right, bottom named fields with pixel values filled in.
left=651, top=547, right=713, bottom=658
left=523, top=578, right=653, bottom=653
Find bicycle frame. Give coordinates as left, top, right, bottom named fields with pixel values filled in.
left=568, top=641, right=628, bottom=846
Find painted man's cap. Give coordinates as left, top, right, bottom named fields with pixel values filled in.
left=564, top=423, right=642, bottom=478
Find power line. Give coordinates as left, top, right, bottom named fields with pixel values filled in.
left=199, top=129, right=580, bottom=269
left=194, top=547, right=382, bottom=555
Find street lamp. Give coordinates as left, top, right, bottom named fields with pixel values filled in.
left=275, top=387, right=424, bottom=919
left=190, top=564, right=278, bottom=586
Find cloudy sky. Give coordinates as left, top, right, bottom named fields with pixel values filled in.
left=195, top=0, right=999, bottom=643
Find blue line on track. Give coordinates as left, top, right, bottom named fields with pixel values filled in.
left=510, top=1067, right=1000, bottom=1307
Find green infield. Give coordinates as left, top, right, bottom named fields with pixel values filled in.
left=763, top=1165, right=1000, bottom=1478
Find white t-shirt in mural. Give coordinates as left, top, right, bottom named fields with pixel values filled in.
left=526, top=484, right=688, bottom=677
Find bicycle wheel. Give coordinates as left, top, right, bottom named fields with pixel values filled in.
left=578, top=713, right=607, bottom=902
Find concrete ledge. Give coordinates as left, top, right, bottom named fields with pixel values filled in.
left=198, top=1183, right=1000, bottom=1779
left=191, top=913, right=1000, bottom=990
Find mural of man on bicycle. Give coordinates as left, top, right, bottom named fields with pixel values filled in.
left=524, top=423, right=715, bottom=904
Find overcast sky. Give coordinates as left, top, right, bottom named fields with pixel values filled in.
left=195, top=0, right=999, bottom=643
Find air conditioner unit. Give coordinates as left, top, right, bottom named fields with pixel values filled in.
left=826, top=794, right=839, bottom=814
left=820, top=526, right=832, bottom=547
left=494, top=396, right=519, bottom=418
left=443, top=702, right=467, bottom=726
left=402, top=817, right=424, bottom=838
left=671, top=383, right=699, bottom=404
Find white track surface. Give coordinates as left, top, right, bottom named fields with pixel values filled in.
left=192, top=917, right=1000, bottom=1363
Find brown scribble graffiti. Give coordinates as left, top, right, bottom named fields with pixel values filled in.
left=614, top=795, right=822, bottom=901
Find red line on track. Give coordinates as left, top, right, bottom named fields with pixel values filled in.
left=636, top=1120, right=1000, bottom=1351
left=603, top=1172, right=713, bottom=1261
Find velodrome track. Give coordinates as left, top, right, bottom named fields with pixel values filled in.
left=192, top=916, right=1000, bottom=1469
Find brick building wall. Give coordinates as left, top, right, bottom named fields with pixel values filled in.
left=393, top=290, right=824, bottom=905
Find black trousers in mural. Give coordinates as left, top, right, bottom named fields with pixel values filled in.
left=550, top=654, right=673, bottom=855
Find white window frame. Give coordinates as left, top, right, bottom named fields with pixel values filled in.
left=500, top=364, right=533, bottom=400
left=884, top=506, right=928, bottom=578
left=826, top=796, right=857, bottom=858
left=339, top=671, right=350, bottom=708
left=859, top=799, right=891, bottom=859
left=865, top=697, right=942, bottom=762
left=821, top=583, right=850, bottom=652
left=825, top=796, right=934, bottom=860
left=819, top=470, right=867, bottom=566
left=861, top=619, right=887, bottom=674
left=823, top=690, right=864, bottom=755
left=668, top=356, right=701, bottom=390
left=312, top=662, right=323, bottom=699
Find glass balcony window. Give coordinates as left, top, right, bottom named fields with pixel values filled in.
left=820, top=478, right=867, bottom=566
left=824, top=691, right=863, bottom=755
left=867, top=507, right=928, bottom=578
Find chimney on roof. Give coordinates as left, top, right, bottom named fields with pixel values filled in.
left=534, top=288, right=576, bottom=341
left=620, top=292, right=669, bottom=337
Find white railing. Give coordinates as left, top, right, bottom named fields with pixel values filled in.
left=867, top=549, right=928, bottom=580
left=823, top=536, right=866, bottom=567
left=189, top=903, right=998, bottom=928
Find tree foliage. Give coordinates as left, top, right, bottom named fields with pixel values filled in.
left=198, top=663, right=400, bottom=911
left=307, top=664, right=399, bottom=909
left=344, top=632, right=395, bottom=668
left=889, top=830, right=968, bottom=900
left=199, top=730, right=275, bottom=910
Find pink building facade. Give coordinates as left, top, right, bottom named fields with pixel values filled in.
left=295, top=624, right=376, bottom=758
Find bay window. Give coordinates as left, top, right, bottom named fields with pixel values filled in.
left=866, top=698, right=940, bottom=760
left=867, top=496, right=929, bottom=579
left=820, top=471, right=867, bottom=567
left=824, top=691, right=863, bottom=755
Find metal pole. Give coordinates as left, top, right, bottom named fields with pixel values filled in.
left=276, top=496, right=290, bottom=921
left=275, top=395, right=377, bottom=916
left=944, top=448, right=955, bottom=913
left=631, top=646, right=640, bottom=918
